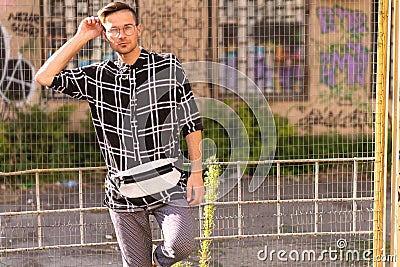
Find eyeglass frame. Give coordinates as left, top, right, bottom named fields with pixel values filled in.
left=105, top=24, right=138, bottom=37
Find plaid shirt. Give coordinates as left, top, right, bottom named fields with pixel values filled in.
left=49, top=49, right=203, bottom=210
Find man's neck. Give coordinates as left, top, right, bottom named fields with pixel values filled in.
left=118, top=47, right=142, bottom=65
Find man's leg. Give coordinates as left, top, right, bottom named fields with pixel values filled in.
left=151, top=200, right=196, bottom=267
left=109, top=209, right=153, bottom=267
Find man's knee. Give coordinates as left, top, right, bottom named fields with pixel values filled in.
left=156, top=237, right=195, bottom=265
left=177, top=237, right=195, bottom=258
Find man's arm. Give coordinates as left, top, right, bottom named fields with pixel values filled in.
left=35, top=16, right=103, bottom=86
left=185, top=130, right=204, bottom=206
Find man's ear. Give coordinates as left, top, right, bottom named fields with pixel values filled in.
left=103, top=31, right=110, bottom=43
left=136, top=24, right=142, bottom=37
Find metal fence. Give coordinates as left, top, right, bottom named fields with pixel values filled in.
left=1, top=157, right=376, bottom=266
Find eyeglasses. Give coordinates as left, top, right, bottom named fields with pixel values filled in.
left=106, top=24, right=136, bottom=37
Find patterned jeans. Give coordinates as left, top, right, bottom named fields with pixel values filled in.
left=109, top=199, right=195, bottom=267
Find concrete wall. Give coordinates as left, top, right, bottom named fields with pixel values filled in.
left=138, top=0, right=208, bottom=63
left=138, top=0, right=210, bottom=97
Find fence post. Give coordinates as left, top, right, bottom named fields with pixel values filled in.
left=35, top=171, right=42, bottom=248
left=237, top=0, right=248, bottom=95
left=374, top=0, right=391, bottom=266
left=391, top=0, right=400, bottom=264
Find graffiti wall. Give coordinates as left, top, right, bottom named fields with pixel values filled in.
left=272, top=0, right=374, bottom=134
left=0, top=0, right=377, bottom=134
left=0, top=1, right=38, bottom=109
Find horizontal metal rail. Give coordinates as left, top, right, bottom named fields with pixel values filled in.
left=0, top=231, right=373, bottom=254
left=0, top=197, right=374, bottom=217
left=0, top=157, right=375, bottom=176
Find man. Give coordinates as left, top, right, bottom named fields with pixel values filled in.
left=35, top=2, right=204, bottom=266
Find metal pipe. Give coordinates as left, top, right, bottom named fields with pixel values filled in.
left=0, top=157, right=375, bottom=176
left=353, top=160, right=358, bottom=233
left=374, top=0, right=391, bottom=265
left=314, top=162, right=319, bottom=233
left=276, top=162, right=281, bottom=235
left=79, top=170, right=85, bottom=245
left=237, top=163, right=242, bottom=235
left=0, top=196, right=375, bottom=217
left=390, top=0, right=400, bottom=265
left=0, top=231, right=374, bottom=254
left=35, top=172, right=42, bottom=248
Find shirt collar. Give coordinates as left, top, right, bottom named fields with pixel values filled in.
left=115, top=48, right=149, bottom=72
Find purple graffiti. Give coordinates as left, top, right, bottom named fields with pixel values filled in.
left=251, top=46, right=274, bottom=91
left=249, top=46, right=304, bottom=93
left=278, top=65, right=303, bottom=92
left=317, top=6, right=368, bottom=34
left=220, top=50, right=238, bottom=90
left=220, top=45, right=305, bottom=93
left=320, top=43, right=368, bottom=88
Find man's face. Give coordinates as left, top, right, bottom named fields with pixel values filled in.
left=103, top=9, right=142, bottom=56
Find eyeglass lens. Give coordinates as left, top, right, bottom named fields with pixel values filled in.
left=108, top=25, right=135, bottom=37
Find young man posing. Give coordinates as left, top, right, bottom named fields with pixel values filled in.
left=35, top=2, right=204, bottom=266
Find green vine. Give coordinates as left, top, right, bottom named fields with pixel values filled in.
left=199, top=156, right=220, bottom=267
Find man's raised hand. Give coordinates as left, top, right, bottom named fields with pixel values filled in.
left=77, top=16, right=103, bottom=40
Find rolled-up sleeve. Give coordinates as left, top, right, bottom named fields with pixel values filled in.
left=176, top=65, right=203, bottom=137
left=48, top=68, right=88, bottom=100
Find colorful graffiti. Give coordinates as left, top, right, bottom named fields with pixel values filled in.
left=320, top=43, right=368, bottom=88
left=0, top=24, right=35, bottom=104
left=221, top=44, right=305, bottom=95
left=317, top=6, right=368, bottom=35
left=317, top=5, right=369, bottom=89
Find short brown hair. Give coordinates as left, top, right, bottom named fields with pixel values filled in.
left=97, top=2, right=138, bottom=24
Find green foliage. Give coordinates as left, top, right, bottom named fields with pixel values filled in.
left=0, top=101, right=377, bottom=182
left=273, top=115, right=375, bottom=175
left=69, top=109, right=103, bottom=168
left=201, top=118, right=231, bottom=162
left=275, top=114, right=375, bottom=161
left=0, top=105, right=102, bottom=183
left=194, top=99, right=375, bottom=175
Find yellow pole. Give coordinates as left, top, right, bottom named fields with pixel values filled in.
left=391, top=0, right=400, bottom=265
left=375, top=0, right=391, bottom=266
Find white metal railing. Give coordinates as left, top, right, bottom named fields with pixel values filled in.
left=0, top=157, right=375, bottom=253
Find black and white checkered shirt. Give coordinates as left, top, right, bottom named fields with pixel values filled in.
left=49, top=49, right=203, bottom=210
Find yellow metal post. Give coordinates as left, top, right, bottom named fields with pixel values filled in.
left=375, top=0, right=391, bottom=266
left=391, top=0, right=400, bottom=265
